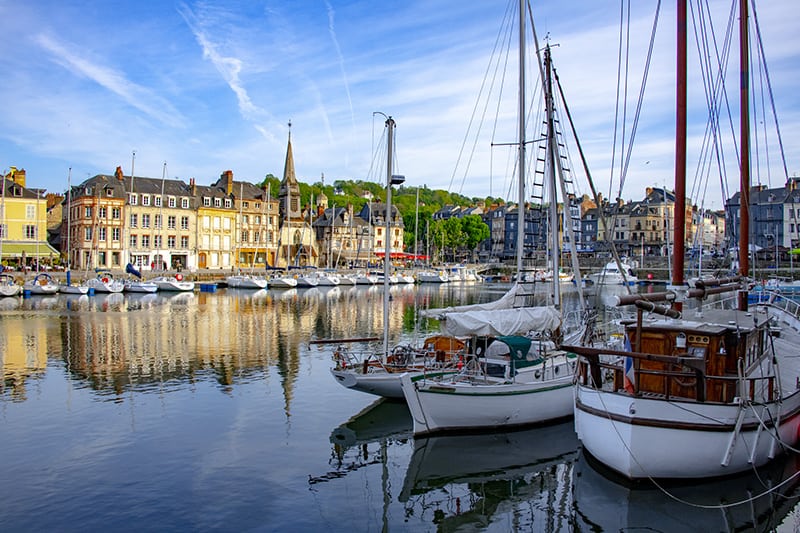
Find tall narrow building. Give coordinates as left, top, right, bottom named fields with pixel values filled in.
left=276, top=124, right=317, bottom=268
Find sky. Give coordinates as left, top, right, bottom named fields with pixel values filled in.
left=0, top=0, right=798, bottom=210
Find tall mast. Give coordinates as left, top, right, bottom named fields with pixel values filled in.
left=515, top=0, right=526, bottom=276
left=66, top=168, right=72, bottom=273
left=738, top=0, right=750, bottom=309
left=129, top=150, right=136, bottom=266
left=544, top=45, right=562, bottom=308
left=672, top=0, right=688, bottom=308
left=383, top=116, right=396, bottom=361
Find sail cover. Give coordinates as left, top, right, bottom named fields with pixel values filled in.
left=440, top=306, right=562, bottom=337
left=421, top=283, right=529, bottom=319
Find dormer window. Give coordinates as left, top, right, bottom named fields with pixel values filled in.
left=203, top=197, right=211, bottom=207
left=12, top=186, right=22, bottom=197
left=105, top=187, right=113, bottom=197
left=224, top=198, right=232, bottom=208
left=181, top=198, right=189, bottom=209
left=154, top=196, right=162, bottom=208
left=142, top=195, right=151, bottom=206
left=214, top=198, right=221, bottom=207
left=129, top=193, right=138, bottom=205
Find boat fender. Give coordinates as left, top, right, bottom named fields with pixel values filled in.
left=457, top=356, right=464, bottom=370
left=101, top=277, right=109, bottom=283
left=176, top=273, right=184, bottom=281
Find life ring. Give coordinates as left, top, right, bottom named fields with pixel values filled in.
left=175, top=273, right=184, bottom=281
left=101, top=277, right=109, bottom=283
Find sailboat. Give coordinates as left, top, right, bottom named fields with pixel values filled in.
left=59, top=168, right=89, bottom=295
left=563, top=0, right=800, bottom=479
left=325, top=116, right=461, bottom=399
left=401, top=1, right=586, bottom=435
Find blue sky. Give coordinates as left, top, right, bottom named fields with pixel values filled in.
left=1, top=0, right=797, bottom=210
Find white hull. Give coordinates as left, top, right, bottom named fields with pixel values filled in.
left=296, top=276, right=319, bottom=288
left=124, top=281, right=158, bottom=293
left=316, top=274, right=340, bottom=286
left=401, top=362, right=575, bottom=435
left=226, top=275, right=268, bottom=289
left=354, top=274, right=379, bottom=285
left=152, top=277, right=194, bottom=292
left=85, top=279, right=125, bottom=293
left=59, top=284, right=89, bottom=294
left=574, top=384, right=800, bottom=479
left=330, top=367, right=454, bottom=400
left=0, top=282, right=21, bottom=297
left=417, top=271, right=449, bottom=283
left=24, top=278, right=60, bottom=294
left=269, top=276, right=298, bottom=288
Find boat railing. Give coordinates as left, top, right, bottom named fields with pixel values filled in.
left=566, top=344, right=776, bottom=404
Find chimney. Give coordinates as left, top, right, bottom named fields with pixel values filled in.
left=221, top=170, right=234, bottom=195
left=115, top=166, right=124, bottom=181
left=646, top=187, right=653, bottom=197
left=190, top=177, right=196, bottom=196
left=10, top=167, right=26, bottom=187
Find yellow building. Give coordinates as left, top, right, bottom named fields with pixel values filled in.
left=193, top=178, right=237, bottom=269
left=214, top=170, right=280, bottom=269
left=1, top=167, right=59, bottom=268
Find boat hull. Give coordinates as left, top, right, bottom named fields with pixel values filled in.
left=402, top=370, right=574, bottom=435
left=574, top=384, right=800, bottom=479
left=226, top=275, right=268, bottom=289
left=59, top=284, right=90, bottom=294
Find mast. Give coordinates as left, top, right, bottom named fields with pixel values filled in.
left=515, top=0, right=526, bottom=276
left=383, top=116, right=396, bottom=361
left=128, top=150, right=136, bottom=267
left=238, top=182, right=244, bottom=271
left=672, top=0, right=688, bottom=311
left=0, top=169, right=5, bottom=269
left=65, top=168, right=72, bottom=284
left=738, top=0, right=751, bottom=308
left=544, top=45, right=562, bottom=308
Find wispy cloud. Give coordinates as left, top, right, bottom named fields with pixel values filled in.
left=35, top=33, right=185, bottom=129
left=177, top=2, right=273, bottom=137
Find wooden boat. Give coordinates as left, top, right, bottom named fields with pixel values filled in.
left=564, top=0, right=800, bottom=480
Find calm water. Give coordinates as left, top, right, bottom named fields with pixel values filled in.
left=2, top=283, right=799, bottom=532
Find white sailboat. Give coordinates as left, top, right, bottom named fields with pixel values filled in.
left=564, top=0, right=800, bottom=480
left=401, top=2, right=586, bottom=435
left=60, top=168, right=89, bottom=295
left=85, top=271, right=124, bottom=293
left=327, top=117, right=460, bottom=399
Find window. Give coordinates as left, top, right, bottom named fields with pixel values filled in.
left=142, top=214, right=150, bottom=228
left=0, top=224, right=5, bottom=238
left=154, top=235, right=162, bottom=248
left=155, top=214, right=162, bottom=229
left=181, top=198, right=189, bottom=209
left=241, top=230, right=249, bottom=243
left=255, top=215, right=261, bottom=225
left=203, top=197, right=211, bottom=207
left=99, top=206, right=107, bottom=219
left=167, top=236, right=176, bottom=248
left=213, top=217, right=220, bottom=230
left=168, top=216, right=176, bottom=229
left=253, top=230, right=260, bottom=243
left=130, top=214, right=138, bottom=227
left=98, top=251, right=106, bottom=265
left=112, top=228, right=120, bottom=241
left=154, top=196, right=162, bottom=208
left=105, top=187, right=113, bottom=197
left=130, top=235, right=138, bottom=248
left=214, top=198, right=222, bottom=207
left=25, top=225, right=36, bottom=239
left=255, top=203, right=260, bottom=210
left=180, top=216, right=189, bottom=230
left=98, top=227, right=106, bottom=242
left=26, top=205, right=36, bottom=219
left=84, top=227, right=92, bottom=241
left=129, top=193, right=138, bottom=205
left=168, top=197, right=176, bottom=208
left=268, top=230, right=273, bottom=243
left=112, top=207, right=121, bottom=219
left=181, top=236, right=189, bottom=249
left=243, top=201, right=249, bottom=209
left=85, top=207, right=92, bottom=218
left=243, top=215, right=249, bottom=224
left=224, top=198, right=232, bottom=208
left=142, top=195, right=150, bottom=206
left=141, top=235, right=150, bottom=248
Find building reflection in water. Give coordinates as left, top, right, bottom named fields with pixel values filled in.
left=1, top=284, right=489, bottom=409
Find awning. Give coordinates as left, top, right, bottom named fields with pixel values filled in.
left=374, top=251, right=429, bottom=260
left=0, top=242, right=60, bottom=258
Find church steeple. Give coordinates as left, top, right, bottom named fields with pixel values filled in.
left=279, top=121, right=301, bottom=221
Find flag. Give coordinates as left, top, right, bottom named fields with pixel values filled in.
left=623, top=333, right=635, bottom=394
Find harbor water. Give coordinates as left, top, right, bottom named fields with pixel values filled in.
left=2, top=282, right=799, bottom=531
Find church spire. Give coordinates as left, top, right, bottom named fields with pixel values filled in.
left=279, top=120, right=301, bottom=221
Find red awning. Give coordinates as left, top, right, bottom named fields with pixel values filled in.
left=374, top=252, right=429, bottom=260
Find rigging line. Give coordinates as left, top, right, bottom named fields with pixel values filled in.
left=618, top=0, right=662, bottom=193
left=689, top=0, right=726, bottom=206
left=755, top=34, right=772, bottom=189
left=450, top=0, right=516, bottom=195
left=751, top=0, right=789, bottom=181
left=750, top=37, right=767, bottom=190
left=608, top=0, right=626, bottom=202
left=616, top=0, right=631, bottom=201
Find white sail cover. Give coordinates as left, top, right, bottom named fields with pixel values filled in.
left=421, top=283, right=528, bottom=320
left=440, top=306, right=562, bottom=337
